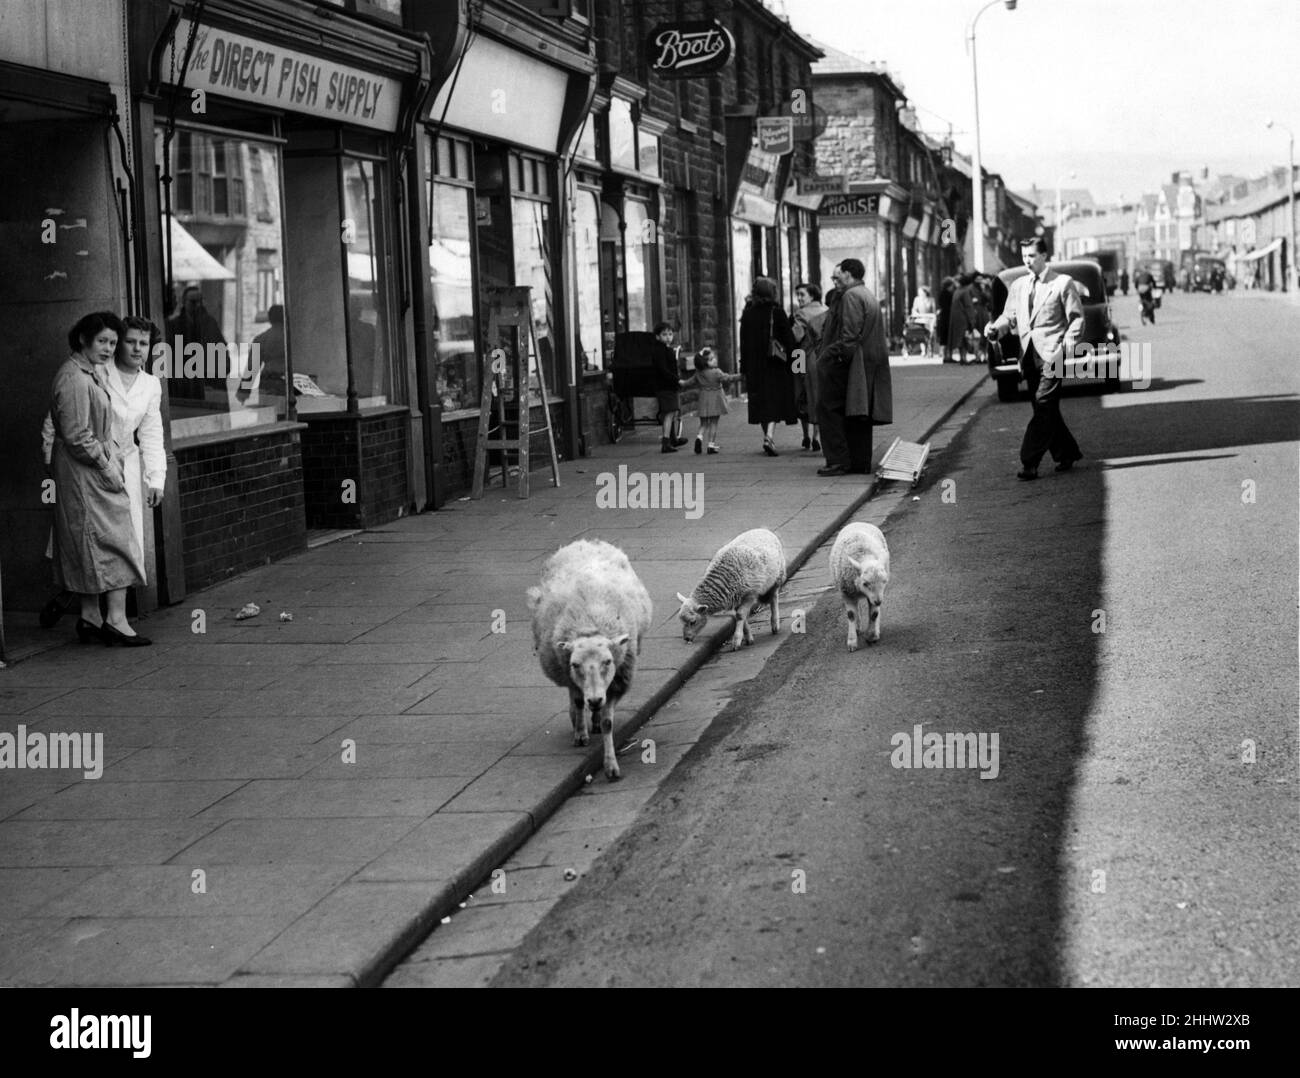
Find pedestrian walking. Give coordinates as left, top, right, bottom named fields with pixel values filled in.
left=791, top=281, right=829, bottom=451
left=936, top=276, right=957, bottom=361
left=738, top=277, right=799, bottom=456
left=816, top=259, right=893, bottom=477
left=1119, top=268, right=1129, bottom=295
left=679, top=347, right=742, bottom=454
left=1134, top=266, right=1156, bottom=324
left=984, top=237, right=1083, bottom=481
left=946, top=273, right=979, bottom=363
left=47, top=311, right=150, bottom=645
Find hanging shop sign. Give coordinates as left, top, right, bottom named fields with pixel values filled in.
left=645, top=21, right=735, bottom=78
left=782, top=93, right=829, bottom=140
left=756, top=118, right=794, bottom=156
left=818, top=193, right=881, bottom=220
left=158, top=19, right=401, bottom=131
left=797, top=174, right=847, bottom=196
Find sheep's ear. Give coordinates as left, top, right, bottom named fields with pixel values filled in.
left=557, top=639, right=574, bottom=657
left=612, top=633, right=631, bottom=650
left=847, top=557, right=864, bottom=572
left=675, top=592, right=692, bottom=605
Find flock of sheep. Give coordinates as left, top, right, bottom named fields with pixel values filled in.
left=526, top=522, right=891, bottom=781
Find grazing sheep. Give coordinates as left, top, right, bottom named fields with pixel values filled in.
left=527, top=539, right=653, bottom=781
left=676, top=528, right=786, bottom=650
left=829, top=522, right=890, bottom=651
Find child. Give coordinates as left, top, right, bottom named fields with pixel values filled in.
left=679, top=347, right=742, bottom=454
left=652, top=321, right=688, bottom=453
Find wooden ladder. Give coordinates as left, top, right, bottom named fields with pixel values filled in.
left=470, top=286, right=561, bottom=499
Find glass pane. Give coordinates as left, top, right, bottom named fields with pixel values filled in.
left=609, top=98, right=635, bottom=170
left=341, top=157, right=392, bottom=406
left=623, top=200, right=648, bottom=332
left=430, top=183, right=479, bottom=412
left=575, top=116, right=597, bottom=160
left=637, top=130, right=659, bottom=177
left=156, top=128, right=287, bottom=436
left=453, top=139, right=470, bottom=180
left=574, top=190, right=602, bottom=371
left=511, top=197, right=558, bottom=398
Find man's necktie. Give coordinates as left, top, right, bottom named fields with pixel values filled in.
left=1028, top=275, right=1038, bottom=314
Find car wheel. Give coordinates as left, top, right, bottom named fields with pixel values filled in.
left=996, top=376, right=1020, bottom=402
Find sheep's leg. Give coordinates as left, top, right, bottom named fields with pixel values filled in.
left=729, top=608, right=746, bottom=650
left=866, top=599, right=882, bottom=643
left=569, top=689, right=589, bottom=746
left=769, top=589, right=781, bottom=635
left=599, top=703, right=620, bottom=781
left=844, top=598, right=860, bottom=652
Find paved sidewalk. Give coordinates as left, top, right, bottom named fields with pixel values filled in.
left=0, top=363, right=986, bottom=986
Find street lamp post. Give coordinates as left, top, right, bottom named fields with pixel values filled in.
left=1265, top=119, right=1297, bottom=292
left=1055, top=170, right=1077, bottom=258
left=967, top=0, right=1017, bottom=273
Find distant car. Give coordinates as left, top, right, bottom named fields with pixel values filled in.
left=1138, top=258, right=1176, bottom=290
left=988, top=259, right=1124, bottom=402
left=1192, top=256, right=1226, bottom=293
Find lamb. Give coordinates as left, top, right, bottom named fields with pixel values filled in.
left=527, top=539, right=653, bottom=781
left=676, top=528, right=786, bottom=651
left=828, top=521, right=890, bottom=651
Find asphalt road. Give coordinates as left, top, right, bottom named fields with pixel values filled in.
left=490, top=292, right=1299, bottom=988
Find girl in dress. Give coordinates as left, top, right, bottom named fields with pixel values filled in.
left=679, top=348, right=742, bottom=454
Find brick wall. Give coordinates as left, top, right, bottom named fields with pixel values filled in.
left=300, top=410, right=410, bottom=529
left=175, top=428, right=306, bottom=592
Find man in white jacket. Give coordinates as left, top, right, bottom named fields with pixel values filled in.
left=985, top=237, right=1084, bottom=480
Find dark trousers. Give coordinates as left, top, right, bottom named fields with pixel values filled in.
left=816, top=356, right=872, bottom=470
left=1020, top=345, right=1080, bottom=469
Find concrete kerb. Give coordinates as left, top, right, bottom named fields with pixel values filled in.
left=356, top=369, right=991, bottom=987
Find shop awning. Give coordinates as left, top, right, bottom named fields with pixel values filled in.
left=1237, top=237, right=1284, bottom=262
left=167, top=217, right=234, bottom=281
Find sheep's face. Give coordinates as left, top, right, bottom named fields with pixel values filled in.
left=676, top=592, right=709, bottom=642
left=559, top=634, right=629, bottom=711
left=848, top=558, right=889, bottom=617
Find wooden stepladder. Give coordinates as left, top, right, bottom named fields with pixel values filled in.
left=470, top=286, right=561, bottom=499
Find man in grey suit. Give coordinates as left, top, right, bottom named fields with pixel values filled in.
left=985, top=237, right=1084, bottom=480
left=816, top=258, right=893, bottom=477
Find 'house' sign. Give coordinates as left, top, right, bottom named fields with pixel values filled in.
left=645, top=21, right=735, bottom=78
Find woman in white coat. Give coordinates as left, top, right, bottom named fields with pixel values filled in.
left=42, top=316, right=166, bottom=635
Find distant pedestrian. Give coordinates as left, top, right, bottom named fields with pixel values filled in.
left=1134, top=266, right=1156, bottom=324
left=1119, top=268, right=1130, bottom=295
left=679, top=347, right=741, bottom=454
left=791, top=281, right=829, bottom=452
left=651, top=321, right=688, bottom=453
left=816, top=259, right=893, bottom=477
left=984, top=236, right=1083, bottom=481
left=936, top=276, right=957, bottom=361
left=946, top=273, right=978, bottom=363
left=738, top=277, right=799, bottom=456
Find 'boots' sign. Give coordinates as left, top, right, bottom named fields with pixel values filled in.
left=646, top=21, right=735, bottom=77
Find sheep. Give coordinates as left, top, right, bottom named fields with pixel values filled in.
left=527, top=539, right=653, bottom=781
left=828, top=521, right=890, bottom=651
left=676, top=528, right=786, bottom=651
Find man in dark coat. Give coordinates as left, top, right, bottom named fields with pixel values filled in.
left=816, top=258, right=893, bottom=477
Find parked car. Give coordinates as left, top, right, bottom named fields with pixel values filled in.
left=988, top=259, right=1124, bottom=402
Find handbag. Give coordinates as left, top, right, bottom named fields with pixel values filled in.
left=768, top=308, right=786, bottom=362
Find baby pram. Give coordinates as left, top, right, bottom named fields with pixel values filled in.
left=903, top=314, right=936, bottom=356
left=607, top=331, right=684, bottom=444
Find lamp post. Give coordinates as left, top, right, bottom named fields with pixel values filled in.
left=967, top=0, right=1017, bottom=273
left=1265, top=119, right=1297, bottom=292
left=1055, top=170, right=1077, bottom=258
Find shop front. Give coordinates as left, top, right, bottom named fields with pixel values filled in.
left=136, top=1, right=429, bottom=594
left=0, top=9, right=134, bottom=631
left=417, top=23, right=594, bottom=497
left=727, top=138, right=786, bottom=359
left=817, top=181, right=909, bottom=338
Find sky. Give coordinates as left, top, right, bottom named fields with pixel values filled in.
left=777, top=0, right=1300, bottom=205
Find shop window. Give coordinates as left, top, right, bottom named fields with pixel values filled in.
left=574, top=115, right=598, bottom=162
left=574, top=189, right=603, bottom=371
left=511, top=195, right=559, bottom=397
left=430, top=182, right=479, bottom=412
left=624, top=200, right=651, bottom=332
left=156, top=127, right=287, bottom=437
left=637, top=128, right=660, bottom=178
left=318, top=0, right=402, bottom=23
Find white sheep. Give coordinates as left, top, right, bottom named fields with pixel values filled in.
left=828, top=521, right=890, bottom=651
left=676, top=528, right=786, bottom=650
left=527, top=539, right=653, bottom=781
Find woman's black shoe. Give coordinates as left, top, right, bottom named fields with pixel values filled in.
left=75, top=618, right=106, bottom=644
left=100, top=623, right=152, bottom=647
left=763, top=439, right=778, bottom=457
left=41, top=593, right=75, bottom=629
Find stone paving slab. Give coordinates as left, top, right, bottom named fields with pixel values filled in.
left=0, top=363, right=985, bottom=985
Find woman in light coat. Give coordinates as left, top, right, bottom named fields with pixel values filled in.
left=45, top=312, right=151, bottom=645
